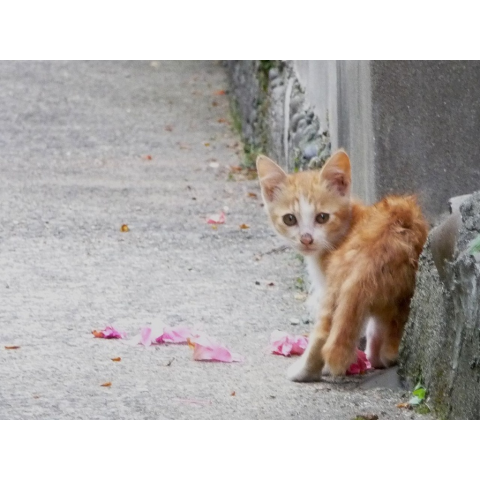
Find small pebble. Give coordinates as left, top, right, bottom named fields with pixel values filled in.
left=290, top=318, right=300, bottom=326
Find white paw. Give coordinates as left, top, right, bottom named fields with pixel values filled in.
left=287, top=356, right=323, bottom=383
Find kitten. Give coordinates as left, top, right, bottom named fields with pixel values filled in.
left=257, top=150, right=428, bottom=382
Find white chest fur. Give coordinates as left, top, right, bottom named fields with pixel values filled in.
left=304, top=255, right=327, bottom=320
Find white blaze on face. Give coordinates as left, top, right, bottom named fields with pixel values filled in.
left=298, top=195, right=315, bottom=236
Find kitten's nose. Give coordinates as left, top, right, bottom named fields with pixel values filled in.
left=300, top=233, right=313, bottom=245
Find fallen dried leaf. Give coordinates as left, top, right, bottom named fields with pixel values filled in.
left=111, top=357, right=121, bottom=362
left=239, top=224, right=250, bottom=230
left=397, top=402, right=412, bottom=409
left=213, top=90, right=226, bottom=95
left=211, top=225, right=218, bottom=230
left=120, top=224, right=129, bottom=232
left=101, top=382, right=112, bottom=387
left=217, top=118, right=228, bottom=123
left=230, top=165, right=243, bottom=172
left=204, top=142, right=210, bottom=147
left=230, top=391, right=236, bottom=396
left=144, top=155, right=152, bottom=160
left=165, top=125, right=173, bottom=132
left=212, top=101, right=218, bottom=107
left=4, top=346, right=20, bottom=350
left=247, top=192, right=258, bottom=198
left=267, top=282, right=275, bottom=286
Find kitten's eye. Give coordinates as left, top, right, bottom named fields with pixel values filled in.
left=283, top=214, right=297, bottom=226
left=316, top=213, right=330, bottom=224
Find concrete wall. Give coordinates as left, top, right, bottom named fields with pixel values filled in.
left=293, top=61, right=480, bottom=221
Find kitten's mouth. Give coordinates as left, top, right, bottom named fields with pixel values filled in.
left=298, top=245, right=319, bottom=255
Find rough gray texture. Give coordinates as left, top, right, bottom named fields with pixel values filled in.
left=0, top=60, right=424, bottom=419
left=226, top=61, right=331, bottom=172
left=399, top=191, right=480, bottom=419
left=371, top=61, right=480, bottom=221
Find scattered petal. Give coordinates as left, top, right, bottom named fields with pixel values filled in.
left=206, top=212, right=226, bottom=224
left=213, top=90, right=226, bottom=95
left=270, top=331, right=308, bottom=356
left=140, top=326, right=153, bottom=347
left=92, top=326, right=126, bottom=340
left=144, top=155, right=152, bottom=160
left=239, top=224, right=250, bottom=230
left=270, top=333, right=371, bottom=375
left=189, top=334, right=243, bottom=362
left=211, top=225, right=218, bottom=230
left=111, top=357, right=121, bottom=362
left=120, top=224, right=129, bottom=232
left=100, top=382, right=112, bottom=387
left=133, top=324, right=197, bottom=347
left=4, top=346, right=20, bottom=350
left=156, top=325, right=195, bottom=344
left=346, top=349, right=372, bottom=375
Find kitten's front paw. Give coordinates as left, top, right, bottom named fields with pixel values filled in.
left=287, top=356, right=323, bottom=383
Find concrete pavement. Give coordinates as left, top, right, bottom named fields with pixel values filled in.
left=0, top=61, right=427, bottom=419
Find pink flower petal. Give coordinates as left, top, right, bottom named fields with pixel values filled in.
left=191, top=334, right=243, bottom=362
left=140, top=326, right=152, bottom=347
left=206, top=211, right=226, bottom=224
left=95, top=325, right=127, bottom=339
left=270, top=330, right=307, bottom=357
left=270, top=332, right=372, bottom=375
left=156, top=326, right=194, bottom=344
left=347, top=349, right=372, bottom=375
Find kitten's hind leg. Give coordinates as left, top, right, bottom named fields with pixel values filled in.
left=379, top=304, right=410, bottom=367
left=365, top=317, right=386, bottom=369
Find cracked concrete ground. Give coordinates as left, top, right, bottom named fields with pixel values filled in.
left=0, top=61, right=429, bottom=419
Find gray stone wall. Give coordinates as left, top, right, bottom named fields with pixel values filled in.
left=399, top=192, right=480, bottom=419
left=226, top=61, right=331, bottom=172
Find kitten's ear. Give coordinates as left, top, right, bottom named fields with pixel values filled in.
left=256, top=155, right=287, bottom=202
left=320, top=150, right=351, bottom=197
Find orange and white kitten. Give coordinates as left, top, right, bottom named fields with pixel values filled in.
left=257, top=150, right=428, bottom=382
